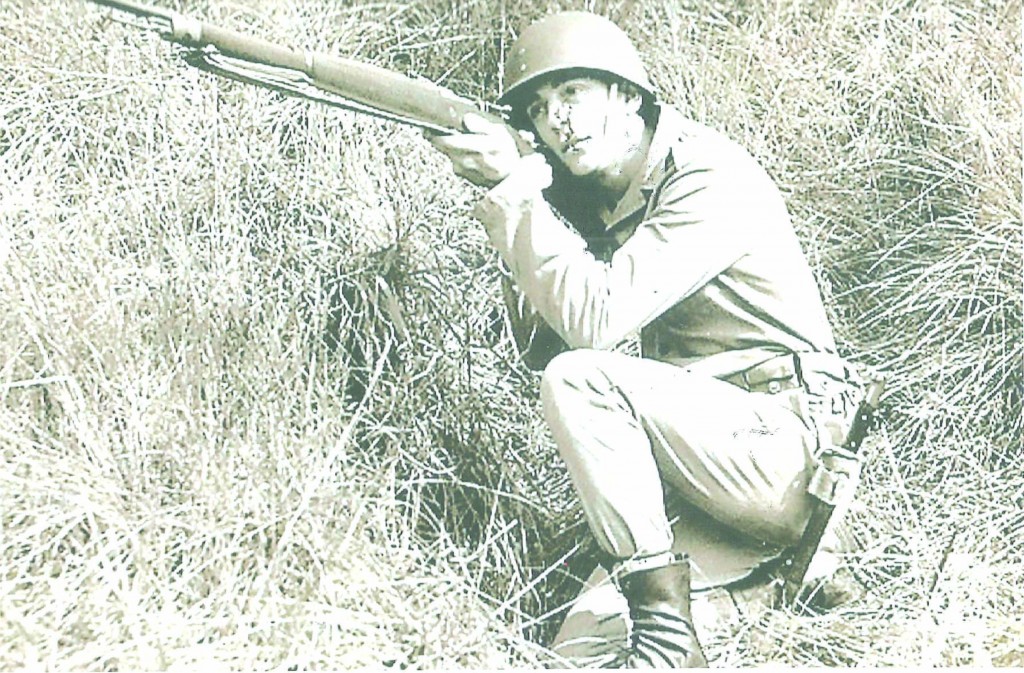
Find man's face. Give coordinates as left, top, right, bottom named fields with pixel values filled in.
left=524, top=76, right=642, bottom=178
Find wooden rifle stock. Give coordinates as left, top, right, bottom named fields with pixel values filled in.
left=88, top=0, right=533, bottom=153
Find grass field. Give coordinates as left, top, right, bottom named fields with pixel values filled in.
left=1, top=0, right=1021, bottom=668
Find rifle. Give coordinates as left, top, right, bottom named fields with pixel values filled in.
left=86, top=0, right=532, bottom=152
left=778, top=376, right=885, bottom=608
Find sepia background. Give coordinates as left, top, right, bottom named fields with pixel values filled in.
left=1, top=0, right=1020, bottom=667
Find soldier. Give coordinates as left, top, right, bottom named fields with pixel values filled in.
left=429, top=11, right=864, bottom=668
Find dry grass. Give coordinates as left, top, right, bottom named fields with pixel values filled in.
left=1, top=0, right=1021, bottom=668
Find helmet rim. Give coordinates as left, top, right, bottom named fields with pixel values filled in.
left=497, top=12, right=654, bottom=109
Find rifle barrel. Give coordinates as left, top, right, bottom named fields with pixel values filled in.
left=87, top=0, right=509, bottom=137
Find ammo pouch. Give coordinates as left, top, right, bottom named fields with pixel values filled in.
left=796, top=352, right=864, bottom=450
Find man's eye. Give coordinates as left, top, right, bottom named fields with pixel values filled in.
left=563, top=84, right=580, bottom=97
left=526, top=102, right=546, bottom=119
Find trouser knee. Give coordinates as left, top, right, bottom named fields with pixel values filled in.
left=539, top=348, right=609, bottom=409
left=539, top=349, right=627, bottom=461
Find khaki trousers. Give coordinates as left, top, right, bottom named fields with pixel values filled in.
left=540, top=348, right=820, bottom=564
left=540, top=349, right=857, bottom=665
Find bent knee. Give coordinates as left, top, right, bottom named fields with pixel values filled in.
left=539, top=349, right=604, bottom=402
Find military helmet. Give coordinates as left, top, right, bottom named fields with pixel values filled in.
left=498, top=12, right=654, bottom=110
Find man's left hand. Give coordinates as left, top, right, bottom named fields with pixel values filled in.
left=427, top=113, right=529, bottom=187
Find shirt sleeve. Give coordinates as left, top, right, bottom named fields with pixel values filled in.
left=500, top=273, right=568, bottom=370
left=473, top=153, right=756, bottom=350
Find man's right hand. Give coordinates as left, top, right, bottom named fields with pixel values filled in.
left=427, top=113, right=534, bottom=187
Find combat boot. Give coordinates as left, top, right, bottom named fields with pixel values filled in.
left=619, top=554, right=708, bottom=668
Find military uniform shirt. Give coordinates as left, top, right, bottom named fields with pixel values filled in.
left=473, top=104, right=839, bottom=379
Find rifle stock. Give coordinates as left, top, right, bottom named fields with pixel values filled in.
left=89, top=0, right=533, bottom=152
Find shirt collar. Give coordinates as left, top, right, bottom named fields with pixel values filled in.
left=599, top=104, right=685, bottom=228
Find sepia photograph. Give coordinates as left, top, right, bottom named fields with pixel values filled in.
left=1, top=0, right=1020, bottom=668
